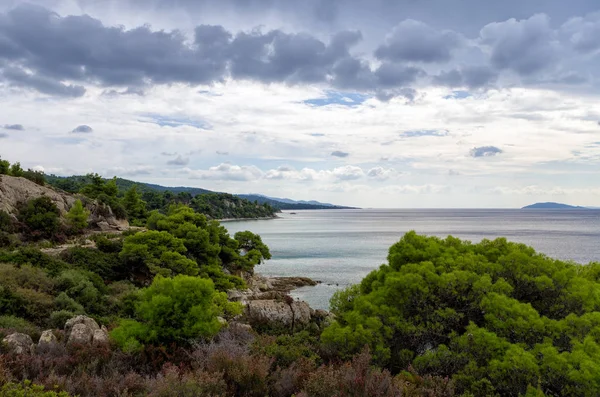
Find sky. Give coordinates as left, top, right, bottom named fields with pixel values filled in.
left=1, top=1, right=600, bottom=208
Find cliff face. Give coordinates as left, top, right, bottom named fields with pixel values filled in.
left=0, top=175, right=128, bottom=231
left=0, top=175, right=76, bottom=215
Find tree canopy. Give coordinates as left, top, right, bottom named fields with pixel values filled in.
left=110, top=275, right=241, bottom=350
left=322, top=231, right=600, bottom=396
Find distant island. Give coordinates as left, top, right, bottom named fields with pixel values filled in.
left=522, top=202, right=587, bottom=209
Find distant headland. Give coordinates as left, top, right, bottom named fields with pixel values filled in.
left=522, top=202, right=588, bottom=209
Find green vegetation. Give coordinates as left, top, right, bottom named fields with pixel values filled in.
left=65, top=199, right=89, bottom=233
left=45, top=173, right=278, bottom=221
left=0, top=381, right=71, bottom=397
left=322, top=231, right=600, bottom=396
left=17, top=197, right=61, bottom=241
left=3, top=158, right=600, bottom=397
left=0, top=156, right=46, bottom=185
left=111, top=275, right=241, bottom=351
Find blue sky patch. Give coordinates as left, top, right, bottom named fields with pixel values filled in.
left=303, top=91, right=370, bottom=107
left=140, top=114, right=212, bottom=130
left=444, top=90, right=472, bottom=100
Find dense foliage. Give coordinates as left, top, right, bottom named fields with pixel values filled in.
left=45, top=174, right=278, bottom=221
left=17, top=197, right=61, bottom=241
left=111, top=275, right=241, bottom=351
left=65, top=200, right=89, bottom=234
left=322, top=231, right=600, bottom=396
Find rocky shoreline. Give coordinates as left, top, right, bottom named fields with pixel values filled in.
left=228, top=273, right=334, bottom=333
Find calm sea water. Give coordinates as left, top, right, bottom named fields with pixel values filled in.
left=224, top=209, right=600, bottom=310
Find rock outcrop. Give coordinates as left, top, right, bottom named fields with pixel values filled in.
left=68, top=323, right=95, bottom=345
left=64, top=315, right=109, bottom=346
left=0, top=175, right=75, bottom=215
left=246, top=299, right=312, bottom=332
left=38, top=330, right=58, bottom=349
left=2, top=333, right=35, bottom=354
left=0, top=175, right=129, bottom=232
left=227, top=273, right=333, bottom=332
left=92, top=326, right=109, bottom=346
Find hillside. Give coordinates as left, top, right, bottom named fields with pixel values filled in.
left=45, top=174, right=277, bottom=220
left=238, top=194, right=357, bottom=210
left=522, top=202, right=587, bottom=209
left=47, top=175, right=353, bottom=211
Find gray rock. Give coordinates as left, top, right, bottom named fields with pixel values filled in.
left=68, top=323, right=94, bottom=345
left=64, top=315, right=100, bottom=339
left=38, top=330, right=58, bottom=348
left=312, top=309, right=336, bottom=328
left=230, top=322, right=253, bottom=333
left=227, top=289, right=244, bottom=302
left=97, top=221, right=111, bottom=231
left=246, top=299, right=312, bottom=331
left=2, top=333, right=34, bottom=355
left=92, top=326, right=109, bottom=346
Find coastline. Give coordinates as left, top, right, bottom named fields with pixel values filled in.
left=218, top=215, right=280, bottom=222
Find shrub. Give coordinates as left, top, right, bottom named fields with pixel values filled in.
left=0, top=158, right=9, bottom=175
left=17, top=197, right=60, bottom=240
left=0, top=316, right=40, bottom=338
left=0, top=381, right=71, bottom=397
left=323, top=232, right=600, bottom=396
left=60, top=247, right=123, bottom=281
left=9, top=163, right=24, bottom=178
left=48, top=311, right=76, bottom=330
left=65, top=200, right=89, bottom=234
left=0, top=247, right=69, bottom=275
left=22, top=169, right=46, bottom=186
left=0, top=211, right=14, bottom=233
left=111, top=275, right=242, bottom=350
left=148, top=365, right=227, bottom=397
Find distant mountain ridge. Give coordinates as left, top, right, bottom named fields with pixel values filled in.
left=522, top=202, right=588, bottom=209
left=237, top=194, right=357, bottom=210
left=46, top=175, right=354, bottom=211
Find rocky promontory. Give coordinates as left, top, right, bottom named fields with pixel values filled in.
left=228, top=273, right=333, bottom=333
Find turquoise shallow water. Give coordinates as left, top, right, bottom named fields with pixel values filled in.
left=224, top=209, right=600, bottom=310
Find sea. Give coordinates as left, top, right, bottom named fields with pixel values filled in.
left=223, top=209, right=600, bottom=310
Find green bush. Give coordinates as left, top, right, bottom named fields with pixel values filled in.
left=111, top=275, right=242, bottom=350
left=0, top=315, right=40, bottom=337
left=65, top=199, right=89, bottom=234
left=0, top=381, right=71, bottom=397
left=0, top=210, right=14, bottom=233
left=0, top=247, right=69, bottom=275
left=18, top=197, right=61, bottom=240
left=48, top=310, right=76, bottom=329
left=61, top=246, right=124, bottom=281
left=119, top=230, right=199, bottom=280
left=322, top=232, right=600, bottom=396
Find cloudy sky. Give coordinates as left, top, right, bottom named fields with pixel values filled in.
left=1, top=0, right=600, bottom=208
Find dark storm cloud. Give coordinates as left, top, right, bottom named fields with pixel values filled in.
left=479, top=14, right=560, bottom=76
left=0, top=5, right=418, bottom=97
left=375, top=20, right=463, bottom=63
left=1, top=66, right=86, bottom=97
left=470, top=146, right=503, bottom=157
left=72, top=125, right=93, bottom=133
left=3, top=124, right=24, bottom=130
left=434, top=66, right=498, bottom=89
left=331, top=150, right=349, bottom=158
left=1, top=2, right=599, bottom=98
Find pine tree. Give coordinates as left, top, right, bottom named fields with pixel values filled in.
left=66, top=199, right=89, bottom=233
